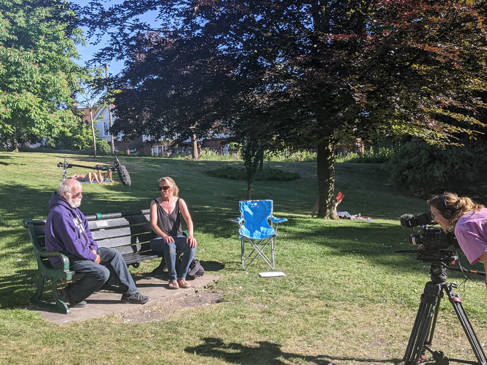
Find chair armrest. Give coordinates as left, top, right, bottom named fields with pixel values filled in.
left=269, top=216, right=287, bottom=224
left=38, top=251, right=70, bottom=271
left=232, top=218, right=244, bottom=225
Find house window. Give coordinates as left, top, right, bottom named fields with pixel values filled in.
left=151, top=145, right=166, bottom=156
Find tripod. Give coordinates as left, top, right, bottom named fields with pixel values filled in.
left=404, top=260, right=487, bottom=364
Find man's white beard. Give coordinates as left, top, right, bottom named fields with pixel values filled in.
left=68, top=197, right=82, bottom=208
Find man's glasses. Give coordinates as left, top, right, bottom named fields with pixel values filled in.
left=159, top=186, right=170, bottom=191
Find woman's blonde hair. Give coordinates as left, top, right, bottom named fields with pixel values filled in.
left=428, top=192, right=484, bottom=231
left=158, top=176, right=179, bottom=197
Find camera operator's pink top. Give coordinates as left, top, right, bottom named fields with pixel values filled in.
left=455, top=208, right=487, bottom=264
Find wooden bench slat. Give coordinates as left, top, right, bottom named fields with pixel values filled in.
left=87, top=215, right=151, bottom=230
left=85, top=209, right=150, bottom=221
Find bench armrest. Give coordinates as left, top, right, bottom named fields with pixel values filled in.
left=38, top=250, right=70, bottom=271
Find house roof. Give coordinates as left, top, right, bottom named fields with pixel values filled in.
left=78, top=106, right=103, bottom=123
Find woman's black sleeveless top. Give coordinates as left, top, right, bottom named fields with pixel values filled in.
left=154, top=198, right=182, bottom=237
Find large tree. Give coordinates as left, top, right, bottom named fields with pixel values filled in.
left=84, top=0, right=487, bottom=216
left=0, top=0, right=86, bottom=151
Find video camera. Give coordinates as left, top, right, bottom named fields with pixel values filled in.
left=400, top=213, right=457, bottom=263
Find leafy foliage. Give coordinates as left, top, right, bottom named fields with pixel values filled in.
left=47, top=120, right=93, bottom=150
left=82, top=0, right=487, bottom=216
left=206, top=167, right=300, bottom=181
left=0, top=0, right=86, bottom=151
left=388, top=138, right=487, bottom=198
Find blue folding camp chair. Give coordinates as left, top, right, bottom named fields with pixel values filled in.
left=236, top=200, right=287, bottom=271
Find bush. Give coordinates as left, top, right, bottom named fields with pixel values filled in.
left=96, top=140, right=111, bottom=155
left=207, top=166, right=300, bottom=181
left=195, top=149, right=240, bottom=161
left=388, top=138, right=487, bottom=197
left=265, top=149, right=316, bottom=162
left=336, top=147, right=395, bottom=163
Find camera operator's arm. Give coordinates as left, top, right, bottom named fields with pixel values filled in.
left=455, top=222, right=487, bottom=287
left=477, top=253, right=487, bottom=287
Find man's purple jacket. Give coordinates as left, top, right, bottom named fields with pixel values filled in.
left=44, top=193, right=98, bottom=265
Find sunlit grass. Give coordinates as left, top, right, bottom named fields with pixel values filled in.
left=0, top=151, right=486, bottom=364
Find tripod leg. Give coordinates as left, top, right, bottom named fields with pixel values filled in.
left=444, top=285, right=487, bottom=365
left=404, top=282, right=443, bottom=364
left=404, top=297, right=436, bottom=363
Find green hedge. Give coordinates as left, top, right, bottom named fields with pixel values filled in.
left=206, top=166, right=300, bottom=181
left=388, top=138, right=487, bottom=197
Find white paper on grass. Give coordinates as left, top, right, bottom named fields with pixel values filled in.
left=258, top=271, right=286, bottom=278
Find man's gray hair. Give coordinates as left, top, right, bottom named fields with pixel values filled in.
left=57, top=179, right=79, bottom=197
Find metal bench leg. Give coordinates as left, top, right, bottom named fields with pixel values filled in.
left=50, top=279, right=70, bottom=314
left=31, top=273, right=45, bottom=305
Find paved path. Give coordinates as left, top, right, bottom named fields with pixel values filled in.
left=30, top=274, right=219, bottom=325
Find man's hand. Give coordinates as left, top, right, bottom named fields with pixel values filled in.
left=187, top=235, right=197, bottom=248
left=95, top=254, right=101, bottom=264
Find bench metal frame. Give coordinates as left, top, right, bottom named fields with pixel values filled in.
left=24, top=209, right=158, bottom=314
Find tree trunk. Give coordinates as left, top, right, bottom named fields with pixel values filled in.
left=11, top=135, right=19, bottom=152
left=242, top=137, right=261, bottom=200
left=247, top=179, right=253, bottom=200
left=108, top=104, right=115, bottom=154
left=317, top=137, right=338, bottom=219
left=89, top=108, right=97, bottom=158
left=191, top=133, right=199, bottom=160
left=257, top=146, right=264, bottom=171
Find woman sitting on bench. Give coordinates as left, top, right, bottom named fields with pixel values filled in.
left=150, top=176, right=198, bottom=289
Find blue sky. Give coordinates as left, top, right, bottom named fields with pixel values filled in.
left=71, top=0, right=123, bottom=75
left=72, top=0, right=160, bottom=76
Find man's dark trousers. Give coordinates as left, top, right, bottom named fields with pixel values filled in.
left=64, top=247, right=139, bottom=304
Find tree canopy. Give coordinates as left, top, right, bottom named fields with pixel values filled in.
left=84, top=0, right=487, bottom=216
left=0, top=0, right=86, bottom=151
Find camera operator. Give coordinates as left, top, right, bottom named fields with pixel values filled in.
left=428, top=192, right=487, bottom=286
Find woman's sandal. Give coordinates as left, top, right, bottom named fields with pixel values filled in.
left=177, top=279, right=191, bottom=289
left=168, top=280, right=179, bottom=289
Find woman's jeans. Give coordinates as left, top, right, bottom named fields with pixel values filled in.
left=151, top=235, right=197, bottom=280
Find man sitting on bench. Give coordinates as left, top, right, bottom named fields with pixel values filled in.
left=44, top=179, right=149, bottom=308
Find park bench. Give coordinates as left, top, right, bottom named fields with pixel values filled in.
left=24, top=209, right=159, bottom=314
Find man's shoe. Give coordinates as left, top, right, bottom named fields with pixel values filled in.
left=70, top=300, right=87, bottom=308
left=121, top=293, right=150, bottom=304
left=60, top=289, right=87, bottom=308
left=177, top=279, right=191, bottom=289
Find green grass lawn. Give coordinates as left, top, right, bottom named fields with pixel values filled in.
left=1, top=152, right=487, bottom=364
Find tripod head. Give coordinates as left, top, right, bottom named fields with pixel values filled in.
left=429, top=260, right=450, bottom=284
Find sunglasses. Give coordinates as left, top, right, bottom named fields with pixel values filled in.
left=159, top=186, right=171, bottom=191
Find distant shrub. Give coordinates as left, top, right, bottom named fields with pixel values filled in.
left=337, top=147, right=395, bottom=163
left=194, top=149, right=240, bottom=161
left=265, top=149, right=316, bottom=162
left=207, top=167, right=300, bottom=181
left=388, top=138, right=487, bottom=197
left=96, top=140, right=111, bottom=155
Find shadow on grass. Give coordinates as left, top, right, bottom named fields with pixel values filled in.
left=185, top=337, right=402, bottom=364
left=0, top=267, right=35, bottom=308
